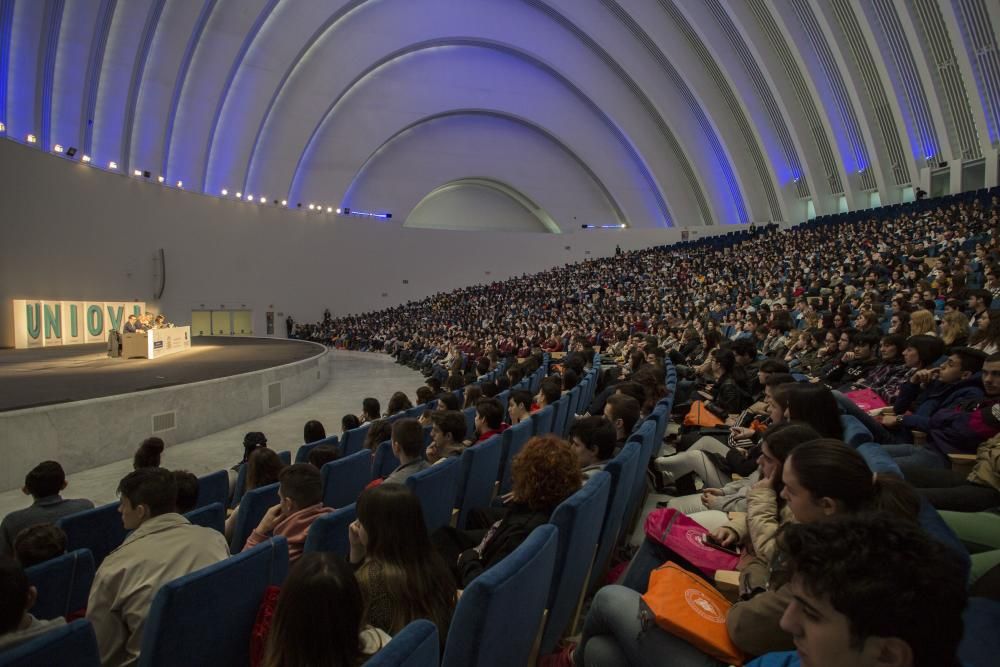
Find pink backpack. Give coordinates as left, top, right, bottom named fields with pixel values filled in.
left=644, top=508, right=740, bottom=577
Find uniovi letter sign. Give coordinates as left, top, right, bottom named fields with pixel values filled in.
left=13, top=300, right=146, bottom=349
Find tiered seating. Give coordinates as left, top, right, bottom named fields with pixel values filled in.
left=406, top=457, right=462, bottom=533
left=362, top=619, right=439, bottom=667
left=0, top=619, right=100, bottom=667
left=321, top=450, right=372, bottom=508
left=372, top=440, right=400, bottom=478
left=195, top=470, right=229, bottom=509
left=294, top=434, right=339, bottom=463
left=228, top=483, right=280, bottom=553
left=24, top=549, right=95, bottom=620
left=184, top=502, right=225, bottom=534
left=56, top=502, right=127, bottom=567
left=454, top=434, right=504, bottom=529
left=303, top=504, right=356, bottom=559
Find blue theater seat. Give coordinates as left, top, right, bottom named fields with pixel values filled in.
left=195, top=470, right=229, bottom=510
left=303, top=503, right=357, bottom=559
left=56, top=502, right=127, bottom=568
left=0, top=619, right=100, bottom=667
left=406, top=457, right=462, bottom=533
left=455, top=434, right=504, bottom=529
left=321, top=449, right=372, bottom=508
left=24, top=549, right=95, bottom=620
left=362, top=619, right=439, bottom=667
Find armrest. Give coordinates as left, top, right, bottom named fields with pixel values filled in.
left=948, top=453, right=977, bottom=477
left=911, top=431, right=928, bottom=446
left=714, top=570, right=741, bottom=603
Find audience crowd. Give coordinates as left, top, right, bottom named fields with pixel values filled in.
left=2, top=190, right=999, bottom=666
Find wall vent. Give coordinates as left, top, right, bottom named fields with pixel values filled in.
left=152, top=411, right=176, bottom=433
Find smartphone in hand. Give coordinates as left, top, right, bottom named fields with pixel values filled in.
left=702, top=533, right=741, bottom=556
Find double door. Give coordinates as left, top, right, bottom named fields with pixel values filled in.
left=191, top=310, right=253, bottom=336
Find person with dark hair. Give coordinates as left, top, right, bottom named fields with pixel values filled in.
left=426, top=411, right=467, bottom=464
left=259, top=552, right=389, bottom=667
left=823, top=331, right=881, bottom=387
left=968, top=288, right=993, bottom=328
left=535, top=377, right=562, bottom=410
left=472, top=397, right=507, bottom=443
left=0, top=461, right=92, bottom=557
left=562, top=368, right=580, bottom=393
left=88, top=468, right=228, bottom=665
left=362, top=418, right=393, bottom=453
left=435, top=392, right=461, bottom=411
left=307, top=445, right=340, bottom=469
left=704, top=348, right=752, bottom=414
left=434, top=435, right=582, bottom=588
left=383, top=419, right=429, bottom=485
left=508, top=388, right=534, bottom=425
left=970, top=308, right=1000, bottom=354
left=784, top=384, right=844, bottom=440
left=361, top=397, right=381, bottom=423
left=572, top=441, right=922, bottom=666
left=415, top=385, right=434, bottom=405
left=243, top=464, right=332, bottom=564
left=461, top=384, right=483, bottom=410
left=227, top=448, right=287, bottom=541
left=133, top=437, right=165, bottom=469
left=229, top=431, right=269, bottom=499
left=482, top=380, right=501, bottom=397
left=568, top=416, right=617, bottom=479
left=603, top=394, right=640, bottom=446
left=386, top=391, right=412, bottom=415
left=341, top=413, right=361, bottom=432
left=172, top=470, right=199, bottom=514
left=12, top=524, right=67, bottom=568
left=0, top=556, right=66, bottom=650
left=350, top=485, right=456, bottom=647
left=303, top=420, right=326, bottom=444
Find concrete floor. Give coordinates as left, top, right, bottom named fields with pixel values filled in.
left=0, top=350, right=424, bottom=518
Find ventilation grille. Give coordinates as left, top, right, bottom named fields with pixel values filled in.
left=152, top=411, right=176, bottom=433
left=830, top=0, right=911, bottom=186
left=267, top=382, right=282, bottom=410
left=789, top=0, right=878, bottom=191
left=658, top=0, right=781, bottom=220
left=910, top=0, right=983, bottom=159
left=870, top=0, right=942, bottom=165
left=954, top=0, right=1000, bottom=146
left=746, top=0, right=844, bottom=194
left=706, top=0, right=810, bottom=198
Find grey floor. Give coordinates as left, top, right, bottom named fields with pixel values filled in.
left=0, top=350, right=424, bottom=518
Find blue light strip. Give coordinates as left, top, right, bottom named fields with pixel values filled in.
left=340, top=208, right=392, bottom=219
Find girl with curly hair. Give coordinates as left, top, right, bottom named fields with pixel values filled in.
left=432, top=435, right=582, bottom=587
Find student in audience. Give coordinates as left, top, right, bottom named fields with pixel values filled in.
left=783, top=384, right=844, bottom=440
left=303, top=420, right=326, bottom=444
left=970, top=309, right=1000, bottom=354
left=574, top=442, right=921, bottom=666
left=909, top=308, right=937, bottom=336
left=568, top=416, right=617, bottom=479
left=260, top=552, right=389, bottom=667
left=12, top=523, right=66, bottom=568
left=603, top=394, right=641, bottom=447
left=307, top=445, right=340, bottom=469
left=462, top=384, right=483, bottom=409
left=341, top=414, right=361, bottom=432
left=940, top=310, right=971, bottom=349
left=535, top=377, right=562, bottom=411
left=230, top=431, right=269, bottom=497
left=471, top=397, right=508, bottom=443
left=968, top=290, right=993, bottom=329
left=426, top=411, right=467, bottom=464
left=415, top=385, right=434, bottom=406
left=226, top=448, right=286, bottom=541
left=88, top=468, right=229, bottom=665
left=172, top=470, right=199, bottom=514
left=0, top=556, right=66, bottom=651
left=434, top=435, right=582, bottom=587
left=382, top=419, right=430, bottom=484
left=704, top=348, right=753, bottom=415
left=361, top=397, right=381, bottom=423
left=508, top=389, right=534, bottom=425
left=132, top=437, right=164, bottom=469
left=362, top=418, right=393, bottom=452
left=907, top=432, right=1000, bottom=512
left=0, top=461, right=93, bottom=557
left=386, top=391, right=412, bottom=415
left=435, top=392, right=461, bottom=411
left=243, top=464, right=332, bottom=564
left=349, top=485, right=456, bottom=647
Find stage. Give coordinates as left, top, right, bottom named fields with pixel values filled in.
left=0, top=337, right=322, bottom=412
left=0, top=337, right=332, bottom=492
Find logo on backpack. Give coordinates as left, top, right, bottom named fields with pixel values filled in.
left=684, top=588, right=725, bottom=624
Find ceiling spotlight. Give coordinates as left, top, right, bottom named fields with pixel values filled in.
left=81, top=155, right=91, bottom=163
left=326, top=206, right=333, bottom=213
left=157, top=175, right=165, bottom=183
left=176, top=180, right=183, bottom=188
left=221, top=188, right=228, bottom=196
left=246, top=195, right=254, bottom=202
left=259, top=195, right=267, bottom=202
left=0, top=121, right=6, bottom=132
left=308, top=204, right=315, bottom=210
left=26, top=134, right=37, bottom=143
left=235, top=192, right=242, bottom=198
left=133, top=169, right=142, bottom=176
left=281, top=199, right=287, bottom=206
left=53, top=144, right=64, bottom=153
left=65, top=146, right=77, bottom=157
left=335, top=208, right=342, bottom=214
left=108, top=160, right=118, bottom=169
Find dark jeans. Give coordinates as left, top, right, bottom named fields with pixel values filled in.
left=905, top=467, right=1000, bottom=512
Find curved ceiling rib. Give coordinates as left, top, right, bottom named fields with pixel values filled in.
left=342, top=109, right=629, bottom=229
left=80, top=0, right=115, bottom=156
left=120, top=0, right=164, bottom=176
left=414, top=178, right=563, bottom=233
left=285, top=41, right=669, bottom=225
left=37, top=0, right=62, bottom=150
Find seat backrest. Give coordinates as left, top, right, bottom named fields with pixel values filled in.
left=372, top=440, right=401, bottom=479
left=25, top=549, right=95, bottom=620
left=0, top=619, right=100, bottom=667
left=495, top=390, right=511, bottom=421
left=405, top=457, right=462, bottom=533
left=184, top=502, right=225, bottom=534
left=588, top=441, right=641, bottom=593
left=840, top=414, right=874, bottom=448
left=195, top=470, right=229, bottom=510
left=277, top=450, right=291, bottom=465
left=561, top=387, right=581, bottom=436
left=304, top=503, right=357, bottom=559
left=231, top=463, right=248, bottom=509
left=530, top=404, right=554, bottom=437
left=361, top=619, right=439, bottom=667
left=440, top=524, right=559, bottom=667
left=138, top=538, right=289, bottom=667
left=295, top=435, right=340, bottom=463
left=541, top=472, right=611, bottom=654
left=462, top=406, right=477, bottom=441
left=455, top=434, right=504, bottom=530
left=321, top=449, right=373, bottom=508
left=341, top=423, right=372, bottom=457
left=622, top=420, right=657, bottom=530
left=498, top=419, right=534, bottom=496
left=56, top=502, right=127, bottom=568
left=229, top=482, right=280, bottom=553
left=648, top=404, right=669, bottom=452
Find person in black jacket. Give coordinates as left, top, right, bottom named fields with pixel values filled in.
left=702, top=348, right=752, bottom=415
left=432, top=435, right=582, bottom=588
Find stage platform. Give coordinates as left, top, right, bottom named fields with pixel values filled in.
left=0, top=337, right=321, bottom=412
left=0, top=337, right=331, bottom=492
